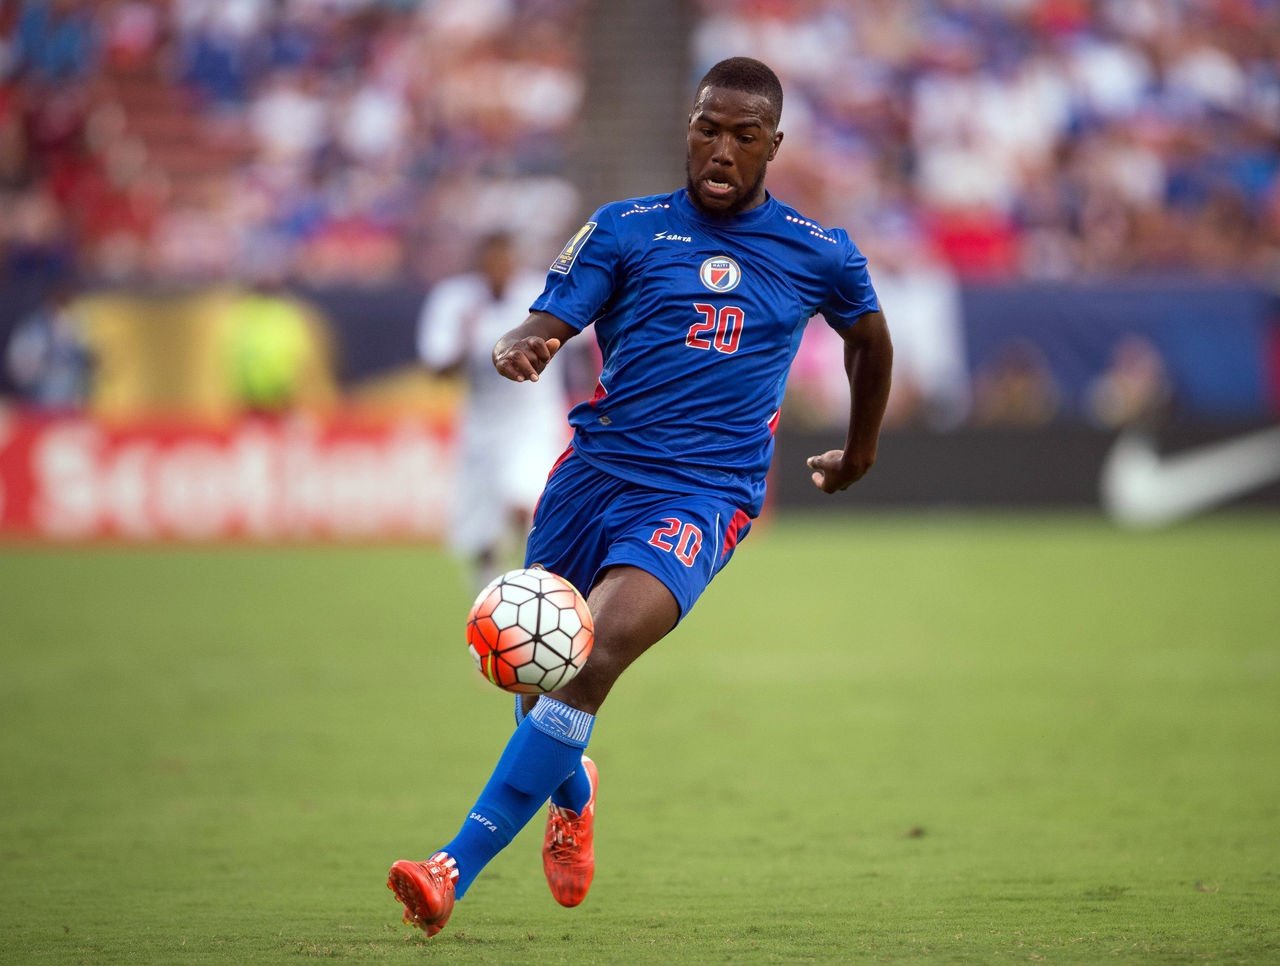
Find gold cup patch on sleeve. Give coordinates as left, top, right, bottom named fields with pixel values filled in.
left=550, top=222, right=598, bottom=275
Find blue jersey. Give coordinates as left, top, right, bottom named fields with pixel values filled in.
left=531, top=188, right=879, bottom=517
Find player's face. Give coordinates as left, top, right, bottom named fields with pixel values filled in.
left=686, top=86, right=783, bottom=217
left=479, top=239, right=514, bottom=286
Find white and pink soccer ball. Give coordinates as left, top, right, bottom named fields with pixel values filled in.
left=465, top=568, right=594, bottom=694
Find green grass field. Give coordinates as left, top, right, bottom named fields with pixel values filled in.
left=2, top=514, right=1279, bottom=964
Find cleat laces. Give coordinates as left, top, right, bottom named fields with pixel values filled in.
left=546, top=809, right=584, bottom=860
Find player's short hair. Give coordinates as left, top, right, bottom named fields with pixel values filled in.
left=477, top=230, right=514, bottom=252
left=695, top=57, right=783, bottom=126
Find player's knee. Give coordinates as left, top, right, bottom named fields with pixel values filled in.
left=550, top=569, right=678, bottom=714
left=552, top=633, right=636, bottom=713
left=558, top=647, right=623, bottom=707
left=589, top=592, right=679, bottom=658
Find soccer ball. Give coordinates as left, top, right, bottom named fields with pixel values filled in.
left=466, top=568, right=594, bottom=694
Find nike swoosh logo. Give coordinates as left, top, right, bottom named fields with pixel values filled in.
left=1100, top=427, right=1280, bottom=527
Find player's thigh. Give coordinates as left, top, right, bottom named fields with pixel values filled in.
left=587, top=565, right=680, bottom=661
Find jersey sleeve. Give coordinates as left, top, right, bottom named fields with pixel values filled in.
left=529, top=207, right=622, bottom=331
left=818, top=234, right=880, bottom=331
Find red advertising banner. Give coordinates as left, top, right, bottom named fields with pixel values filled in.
left=0, top=413, right=455, bottom=542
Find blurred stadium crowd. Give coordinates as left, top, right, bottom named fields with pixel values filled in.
left=1, top=0, right=586, bottom=287
left=695, top=0, right=1280, bottom=280
left=4, top=0, right=1279, bottom=290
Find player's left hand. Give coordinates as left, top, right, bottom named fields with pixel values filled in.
left=807, top=448, right=874, bottom=494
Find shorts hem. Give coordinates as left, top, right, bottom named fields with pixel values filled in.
left=596, top=551, right=695, bottom=622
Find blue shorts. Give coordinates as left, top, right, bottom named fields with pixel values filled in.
left=524, top=448, right=754, bottom=619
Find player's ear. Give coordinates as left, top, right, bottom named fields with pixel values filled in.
left=768, top=130, right=783, bottom=161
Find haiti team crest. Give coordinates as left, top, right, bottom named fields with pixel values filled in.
left=699, top=255, right=741, bottom=293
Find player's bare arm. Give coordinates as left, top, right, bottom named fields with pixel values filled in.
left=493, top=311, right=577, bottom=383
left=808, top=309, right=893, bottom=493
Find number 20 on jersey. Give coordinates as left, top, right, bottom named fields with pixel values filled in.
left=687, top=303, right=744, bottom=354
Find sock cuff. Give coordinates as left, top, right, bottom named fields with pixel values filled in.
left=513, top=695, right=528, bottom=727
left=527, top=697, right=594, bottom=748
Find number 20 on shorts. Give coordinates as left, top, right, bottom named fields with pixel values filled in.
left=648, top=517, right=703, bottom=567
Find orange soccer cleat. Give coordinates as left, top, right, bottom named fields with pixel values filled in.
left=387, top=852, right=457, bottom=937
left=542, top=755, right=598, bottom=907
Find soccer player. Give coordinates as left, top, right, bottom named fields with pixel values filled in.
left=388, top=56, right=892, bottom=936
left=417, top=231, right=570, bottom=590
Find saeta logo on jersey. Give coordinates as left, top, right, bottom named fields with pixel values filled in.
left=699, top=255, right=741, bottom=293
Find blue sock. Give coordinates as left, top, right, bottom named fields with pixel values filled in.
left=550, top=762, right=592, bottom=813
left=440, top=698, right=594, bottom=899
left=515, top=697, right=592, bottom=814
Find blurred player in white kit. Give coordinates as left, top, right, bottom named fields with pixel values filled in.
left=418, top=231, right=570, bottom=589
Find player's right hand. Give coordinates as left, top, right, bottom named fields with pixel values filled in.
left=494, top=337, right=561, bottom=383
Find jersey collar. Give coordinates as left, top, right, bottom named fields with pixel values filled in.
left=675, top=187, right=778, bottom=230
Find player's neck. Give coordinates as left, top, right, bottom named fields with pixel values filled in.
left=679, top=186, right=774, bottom=224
